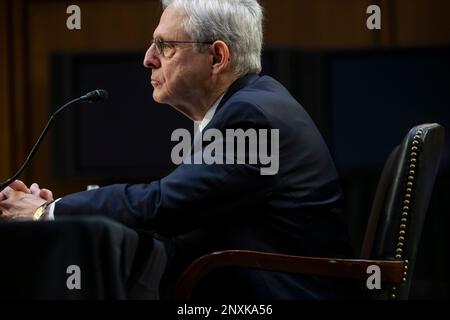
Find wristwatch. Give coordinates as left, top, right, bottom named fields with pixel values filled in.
left=32, top=200, right=54, bottom=221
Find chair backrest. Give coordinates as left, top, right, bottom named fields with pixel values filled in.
left=360, top=123, right=445, bottom=300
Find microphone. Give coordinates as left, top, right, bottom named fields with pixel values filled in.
left=0, top=89, right=109, bottom=192
left=80, top=89, right=109, bottom=102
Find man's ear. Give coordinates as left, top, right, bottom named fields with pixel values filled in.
left=211, top=40, right=230, bottom=74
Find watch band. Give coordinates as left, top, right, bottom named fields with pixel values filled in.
left=32, top=200, right=54, bottom=221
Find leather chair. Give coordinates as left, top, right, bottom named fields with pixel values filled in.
left=175, top=123, right=445, bottom=300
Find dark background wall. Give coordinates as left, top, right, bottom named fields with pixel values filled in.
left=1, top=0, right=449, bottom=299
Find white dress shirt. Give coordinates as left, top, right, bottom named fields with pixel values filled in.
left=197, top=92, right=225, bottom=133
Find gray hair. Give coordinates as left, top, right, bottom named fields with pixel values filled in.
left=161, top=0, right=263, bottom=76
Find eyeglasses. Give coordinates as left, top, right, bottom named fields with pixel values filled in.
left=151, top=37, right=214, bottom=57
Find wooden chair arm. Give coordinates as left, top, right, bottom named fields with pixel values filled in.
left=175, top=250, right=405, bottom=300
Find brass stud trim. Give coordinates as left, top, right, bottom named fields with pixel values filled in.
left=395, top=130, right=422, bottom=268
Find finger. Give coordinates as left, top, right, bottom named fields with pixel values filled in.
left=30, top=183, right=40, bottom=196
left=0, top=200, right=11, bottom=210
left=10, top=180, right=31, bottom=193
left=1, top=186, right=13, bottom=197
left=40, top=189, right=54, bottom=201
left=0, top=191, right=5, bottom=201
left=0, top=210, right=14, bottom=222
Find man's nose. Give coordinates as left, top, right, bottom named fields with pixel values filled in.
left=143, top=44, right=161, bottom=69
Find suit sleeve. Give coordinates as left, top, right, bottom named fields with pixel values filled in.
left=55, top=101, right=279, bottom=235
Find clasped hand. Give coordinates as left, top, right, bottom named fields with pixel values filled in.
left=0, top=180, right=53, bottom=221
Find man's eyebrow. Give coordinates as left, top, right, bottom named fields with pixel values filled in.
left=153, top=34, right=166, bottom=41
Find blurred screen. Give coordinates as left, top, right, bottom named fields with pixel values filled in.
left=328, top=50, right=450, bottom=172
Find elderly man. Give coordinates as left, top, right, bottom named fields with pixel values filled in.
left=0, top=0, right=355, bottom=299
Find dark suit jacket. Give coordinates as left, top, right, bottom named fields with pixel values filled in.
left=55, top=74, right=355, bottom=299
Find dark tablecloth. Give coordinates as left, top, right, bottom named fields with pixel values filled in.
left=0, top=216, right=166, bottom=299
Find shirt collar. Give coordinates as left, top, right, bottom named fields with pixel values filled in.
left=197, top=91, right=226, bottom=133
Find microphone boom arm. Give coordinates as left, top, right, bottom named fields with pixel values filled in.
left=0, top=97, right=82, bottom=192
left=0, top=89, right=108, bottom=192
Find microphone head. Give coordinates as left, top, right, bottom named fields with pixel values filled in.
left=81, top=89, right=109, bottom=102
